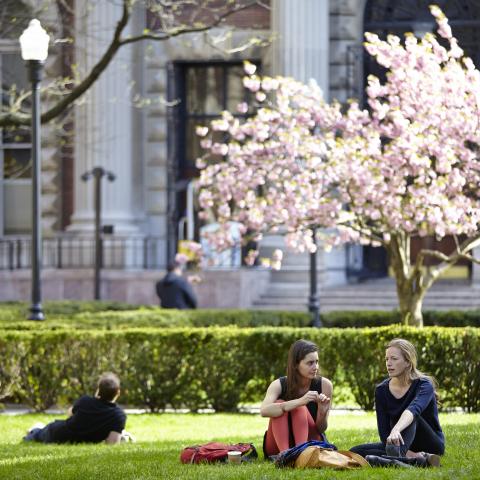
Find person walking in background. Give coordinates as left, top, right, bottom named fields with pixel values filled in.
left=156, top=260, right=198, bottom=309
left=23, top=372, right=126, bottom=444
left=260, top=339, right=333, bottom=457
left=350, top=338, right=444, bottom=467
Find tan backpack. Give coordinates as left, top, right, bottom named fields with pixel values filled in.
left=294, top=446, right=370, bottom=470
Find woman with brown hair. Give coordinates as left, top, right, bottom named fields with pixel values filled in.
left=350, top=338, right=445, bottom=466
left=260, top=339, right=333, bottom=457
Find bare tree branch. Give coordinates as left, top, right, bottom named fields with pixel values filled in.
left=120, top=0, right=261, bottom=45
left=415, top=234, right=480, bottom=276
left=0, top=0, right=266, bottom=128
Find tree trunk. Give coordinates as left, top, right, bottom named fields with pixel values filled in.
left=387, top=233, right=426, bottom=327
left=395, top=279, right=425, bottom=327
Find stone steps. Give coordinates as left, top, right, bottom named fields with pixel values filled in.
left=253, top=279, right=480, bottom=311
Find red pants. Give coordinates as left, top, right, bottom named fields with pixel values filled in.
left=264, top=400, right=321, bottom=456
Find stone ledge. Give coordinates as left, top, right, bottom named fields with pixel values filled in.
left=0, top=267, right=271, bottom=308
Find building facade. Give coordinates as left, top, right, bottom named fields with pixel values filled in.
left=1, top=0, right=480, bottom=305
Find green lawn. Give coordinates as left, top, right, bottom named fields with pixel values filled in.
left=0, top=412, right=477, bottom=479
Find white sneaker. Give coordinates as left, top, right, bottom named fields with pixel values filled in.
left=27, top=422, right=46, bottom=433
left=121, top=430, right=136, bottom=443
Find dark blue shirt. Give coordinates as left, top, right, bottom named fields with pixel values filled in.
left=156, top=272, right=197, bottom=309
left=375, top=378, right=444, bottom=444
left=48, top=395, right=126, bottom=443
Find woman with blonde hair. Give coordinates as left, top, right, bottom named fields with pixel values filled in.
left=350, top=338, right=444, bottom=467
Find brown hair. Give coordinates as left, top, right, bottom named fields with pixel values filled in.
left=285, top=339, right=319, bottom=400
left=97, top=372, right=120, bottom=401
left=386, top=338, right=437, bottom=388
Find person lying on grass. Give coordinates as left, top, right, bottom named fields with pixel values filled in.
left=260, top=339, right=333, bottom=457
left=23, top=372, right=126, bottom=445
left=350, top=338, right=444, bottom=467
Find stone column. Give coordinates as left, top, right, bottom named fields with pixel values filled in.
left=272, top=0, right=329, bottom=98
left=69, top=1, right=143, bottom=235
left=267, top=1, right=346, bottom=289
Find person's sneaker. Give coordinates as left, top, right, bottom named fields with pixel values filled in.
left=120, top=430, right=136, bottom=443
left=383, top=455, right=427, bottom=468
left=27, top=422, right=45, bottom=433
left=421, top=452, right=441, bottom=467
left=365, top=455, right=413, bottom=468
left=23, top=422, right=46, bottom=442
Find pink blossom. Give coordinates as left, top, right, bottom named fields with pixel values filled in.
left=175, top=253, right=188, bottom=265
left=211, top=118, right=230, bottom=131
left=211, top=143, right=228, bottom=156
left=243, top=61, right=257, bottom=75
left=196, top=126, right=209, bottom=137
left=200, top=138, right=212, bottom=149
left=196, top=157, right=206, bottom=169
left=262, top=77, right=279, bottom=91
left=237, top=102, right=248, bottom=114
left=243, top=76, right=261, bottom=92
left=256, top=91, right=267, bottom=102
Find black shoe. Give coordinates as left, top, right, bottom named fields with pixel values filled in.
left=365, top=455, right=413, bottom=468
left=421, top=452, right=441, bottom=467
left=383, top=455, right=428, bottom=468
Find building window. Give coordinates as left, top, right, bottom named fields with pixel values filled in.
left=175, top=61, right=255, bottom=178
left=0, top=41, right=32, bottom=235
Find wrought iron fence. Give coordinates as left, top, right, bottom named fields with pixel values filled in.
left=0, top=235, right=243, bottom=270
left=0, top=236, right=165, bottom=270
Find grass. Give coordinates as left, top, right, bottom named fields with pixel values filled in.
left=0, top=412, right=478, bottom=479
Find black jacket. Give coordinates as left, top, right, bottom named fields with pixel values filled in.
left=156, top=272, right=198, bottom=309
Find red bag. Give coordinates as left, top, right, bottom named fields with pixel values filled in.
left=180, top=442, right=257, bottom=464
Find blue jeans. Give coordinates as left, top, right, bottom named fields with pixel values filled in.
left=350, top=416, right=445, bottom=458
left=23, top=420, right=66, bottom=443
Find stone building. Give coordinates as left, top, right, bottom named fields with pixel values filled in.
left=1, top=0, right=480, bottom=308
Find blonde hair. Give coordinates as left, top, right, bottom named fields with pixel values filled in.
left=386, top=338, right=437, bottom=388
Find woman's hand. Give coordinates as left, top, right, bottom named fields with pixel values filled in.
left=300, top=390, right=320, bottom=405
left=386, top=429, right=404, bottom=446
left=316, top=393, right=331, bottom=415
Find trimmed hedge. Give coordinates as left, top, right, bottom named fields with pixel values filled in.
left=0, top=302, right=311, bottom=330
left=4, top=301, right=480, bottom=329
left=1, top=326, right=479, bottom=412
left=322, top=310, right=480, bottom=328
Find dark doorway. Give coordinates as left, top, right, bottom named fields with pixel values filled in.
left=166, top=60, right=259, bottom=262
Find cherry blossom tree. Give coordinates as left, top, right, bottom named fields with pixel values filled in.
left=196, top=64, right=345, bottom=254
left=197, top=6, right=480, bottom=327
left=331, top=5, right=480, bottom=326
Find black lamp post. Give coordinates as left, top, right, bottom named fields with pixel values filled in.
left=20, top=19, right=50, bottom=321
left=81, top=167, right=116, bottom=300
left=308, top=227, right=322, bottom=327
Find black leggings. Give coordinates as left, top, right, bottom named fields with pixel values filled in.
left=350, top=415, right=445, bottom=458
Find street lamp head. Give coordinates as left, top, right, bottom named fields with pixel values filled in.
left=19, top=19, right=50, bottom=61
